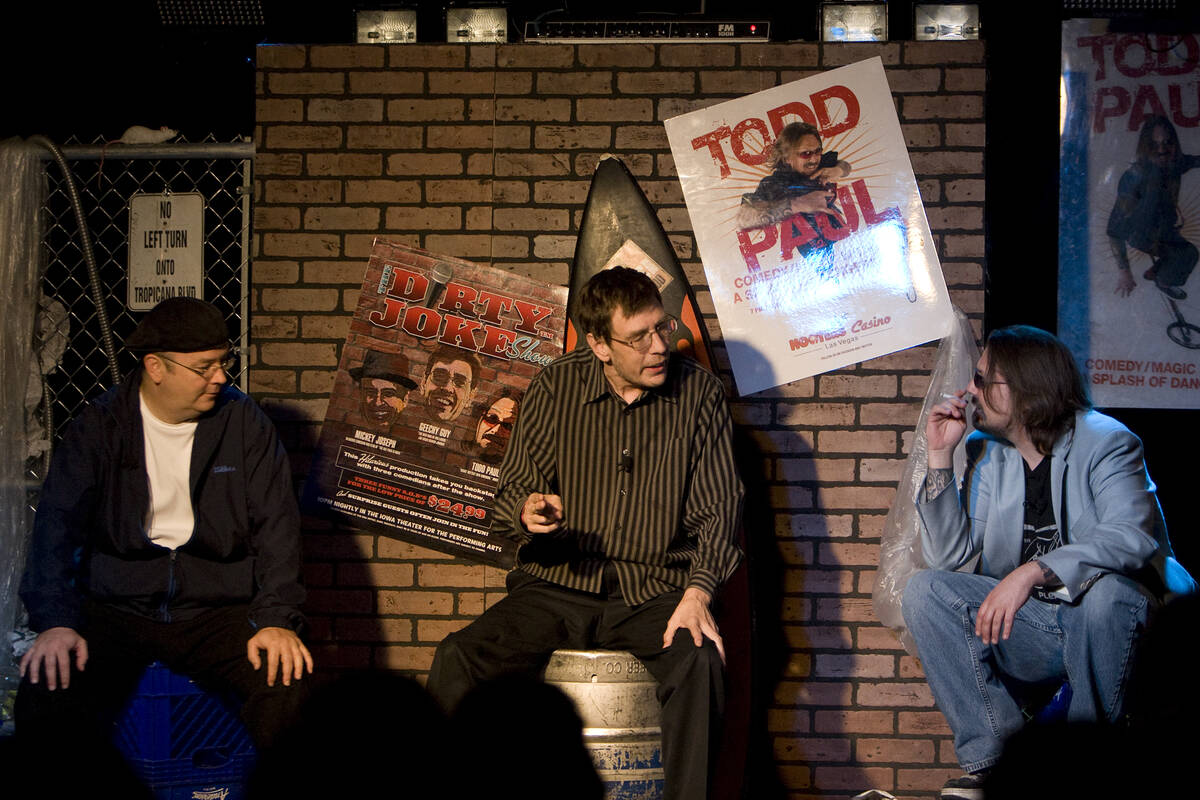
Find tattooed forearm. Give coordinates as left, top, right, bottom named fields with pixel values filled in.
left=923, top=468, right=954, bottom=502
left=1035, top=559, right=1063, bottom=588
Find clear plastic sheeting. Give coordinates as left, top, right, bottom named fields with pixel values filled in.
left=0, top=138, right=44, bottom=679
left=872, top=306, right=979, bottom=654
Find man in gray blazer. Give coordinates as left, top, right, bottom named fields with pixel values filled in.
left=903, top=325, right=1195, bottom=800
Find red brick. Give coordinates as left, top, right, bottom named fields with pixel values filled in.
left=577, top=98, right=654, bottom=122
left=777, top=401, right=856, bottom=427
left=348, top=72, right=424, bottom=95
left=819, top=374, right=897, bottom=398
left=385, top=207, right=462, bottom=230
left=904, top=41, right=984, bottom=65
left=424, top=234, right=528, bottom=259
left=257, top=99, right=303, bottom=122
left=535, top=125, right=612, bottom=150
left=740, top=44, right=820, bottom=68
left=417, top=618, right=474, bottom=642
left=898, top=711, right=952, bottom=736
left=858, top=737, right=935, bottom=764
left=774, top=680, right=852, bottom=707
left=783, top=569, right=855, bottom=594
left=537, top=72, right=613, bottom=95
left=377, top=538, right=452, bottom=560
left=897, top=767, right=964, bottom=791
left=347, top=125, right=423, bottom=150
left=388, top=45, right=465, bottom=69
left=476, top=98, right=572, bottom=122
left=903, top=123, right=942, bottom=149
left=344, top=179, right=421, bottom=204
left=812, top=766, right=894, bottom=792
left=497, top=44, right=574, bottom=68
left=379, top=644, right=437, bottom=671
left=823, top=42, right=902, bottom=66
left=268, top=72, right=345, bottom=95
left=817, top=597, right=877, bottom=623
left=427, top=125, right=530, bottom=149
left=257, top=45, right=306, bottom=69
left=261, top=126, right=338, bottom=149
left=618, top=72, right=696, bottom=94
left=308, top=98, right=383, bottom=122
left=856, top=682, right=936, bottom=707
left=493, top=208, right=569, bottom=231
left=306, top=588, right=374, bottom=614
left=310, top=46, right=384, bottom=69
left=387, top=153, right=463, bottom=175
left=817, top=430, right=897, bottom=454
left=307, top=153, right=383, bottom=176
left=261, top=233, right=340, bottom=258
left=377, top=590, right=454, bottom=615
left=387, top=98, right=466, bottom=122
left=336, top=561, right=415, bottom=587
left=577, top=44, right=654, bottom=67
left=774, top=736, right=851, bottom=762
left=428, top=71, right=532, bottom=95
left=698, top=70, right=777, bottom=95
left=335, top=618, right=413, bottom=642
left=302, top=207, right=380, bottom=230
left=814, top=709, right=894, bottom=734
left=767, top=708, right=811, bottom=734
left=418, top=564, right=488, bottom=587
left=781, top=513, right=854, bottom=539
left=814, top=653, right=895, bottom=679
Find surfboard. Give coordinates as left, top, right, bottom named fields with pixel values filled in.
left=566, top=155, right=714, bottom=371
left=567, top=154, right=750, bottom=799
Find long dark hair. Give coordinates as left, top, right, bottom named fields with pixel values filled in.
left=983, top=325, right=1091, bottom=455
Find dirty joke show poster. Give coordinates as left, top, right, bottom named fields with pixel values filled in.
left=665, top=57, right=954, bottom=396
left=303, top=240, right=567, bottom=566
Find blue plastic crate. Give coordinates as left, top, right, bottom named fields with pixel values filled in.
left=113, top=663, right=256, bottom=800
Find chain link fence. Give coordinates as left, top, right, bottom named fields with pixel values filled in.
left=35, top=138, right=253, bottom=469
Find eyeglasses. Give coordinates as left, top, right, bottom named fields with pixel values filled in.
left=972, top=369, right=1007, bottom=389
left=429, top=367, right=470, bottom=389
left=480, top=412, right=514, bottom=431
left=158, top=350, right=237, bottom=379
left=793, top=148, right=822, bottom=159
left=608, top=316, right=678, bottom=353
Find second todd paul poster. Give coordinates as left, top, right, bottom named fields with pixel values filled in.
left=664, top=56, right=954, bottom=396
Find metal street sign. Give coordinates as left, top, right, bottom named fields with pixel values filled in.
left=128, top=192, right=204, bottom=311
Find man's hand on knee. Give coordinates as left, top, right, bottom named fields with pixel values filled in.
left=247, top=626, right=314, bottom=687
left=662, top=588, right=725, bottom=664
left=19, top=627, right=89, bottom=690
left=976, top=562, right=1041, bottom=644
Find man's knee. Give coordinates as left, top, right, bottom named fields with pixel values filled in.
left=1075, top=573, right=1152, bottom=629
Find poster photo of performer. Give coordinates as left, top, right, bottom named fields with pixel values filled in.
left=736, top=121, right=852, bottom=234
left=461, top=390, right=518, bottom=466
left=349, top=349, right=417, bottom=433
left=1109, top=115, right=1200, bottom=302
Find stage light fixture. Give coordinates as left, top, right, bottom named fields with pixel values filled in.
left=356, top=9, right=418, bottom=43
left=820, top=2, right=888, bottom=43
left=446, top=6, right=507, bottom=44
left=914, top=4, right=981, bottom=41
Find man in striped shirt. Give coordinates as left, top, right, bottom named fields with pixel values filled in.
left=429, top=267, right=743, bottom=800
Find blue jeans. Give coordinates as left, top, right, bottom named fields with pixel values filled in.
left=902, top=569, right=1153, bottom=772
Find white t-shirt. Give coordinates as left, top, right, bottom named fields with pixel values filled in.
left=140, top=393, right=198, bottom=550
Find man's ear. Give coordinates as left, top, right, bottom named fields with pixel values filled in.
left=586, top=332, right=611, bottom=364
left=142, top=353, right=166, bottom=384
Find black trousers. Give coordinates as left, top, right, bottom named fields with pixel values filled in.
left=427, top=569, right=725, bottom=800
left=15, top=603, right=307, bottom=752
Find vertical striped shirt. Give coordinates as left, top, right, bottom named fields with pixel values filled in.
left=493, top=347, right=744, bottom=606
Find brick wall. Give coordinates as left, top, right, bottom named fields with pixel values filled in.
left=254, top=41, right=985, bottom=799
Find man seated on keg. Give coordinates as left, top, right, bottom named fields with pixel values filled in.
left=16, top=297, right=311, bottom=753
left=904, top=325, right=1196, bottom=800
left=428, top=267, right=744, bottom=800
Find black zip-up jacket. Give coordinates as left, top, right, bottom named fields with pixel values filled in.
left=20, top=371, right=306, bottom=633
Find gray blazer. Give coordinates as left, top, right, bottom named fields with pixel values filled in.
left=915, top=410, right=1195, bottom=602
